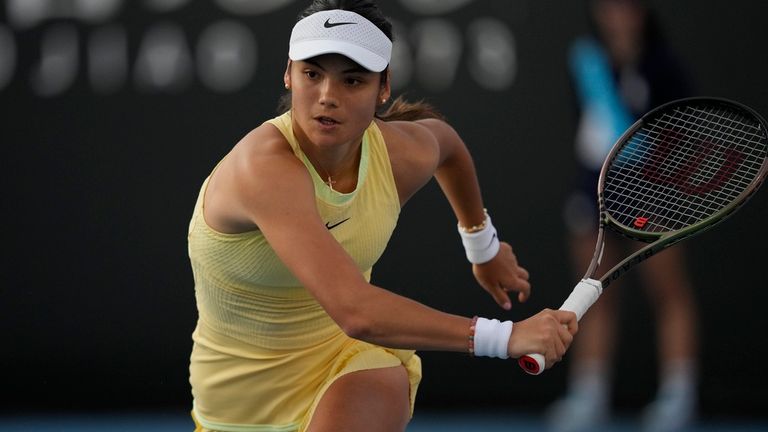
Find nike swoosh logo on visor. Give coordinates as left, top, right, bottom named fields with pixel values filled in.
left=325, top=217, right=351, bottom=230
left=324, top=19, right=357, bottom=28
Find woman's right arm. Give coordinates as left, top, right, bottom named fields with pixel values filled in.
left=211, top=125, right=575, bottom=368
left=210, top=126, right=471, bottom=352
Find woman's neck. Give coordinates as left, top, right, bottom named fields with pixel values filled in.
left=294, top=127, right=364, bottom=192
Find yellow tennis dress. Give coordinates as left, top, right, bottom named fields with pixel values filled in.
left=187, top=111, right=422, bottom=432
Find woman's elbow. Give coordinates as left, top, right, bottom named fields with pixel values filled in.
left=336, top=307, right=375, bottom=341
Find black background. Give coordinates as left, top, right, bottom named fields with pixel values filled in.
left=2, top=0, right=766, bottom=419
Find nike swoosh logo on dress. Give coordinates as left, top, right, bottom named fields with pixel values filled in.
left=325, top=217, right=351, bottom=230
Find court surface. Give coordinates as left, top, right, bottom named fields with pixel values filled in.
left=1, top=410, right=766, bottom=432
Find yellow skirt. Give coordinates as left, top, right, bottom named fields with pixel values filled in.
left=190, top=322, right=422, bottom=432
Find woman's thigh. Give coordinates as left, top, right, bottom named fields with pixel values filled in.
left=306, top=365, right=411, bottom=432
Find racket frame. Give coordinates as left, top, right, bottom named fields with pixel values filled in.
left=519, top=97, right=768, bottom=375
left=593, top=97, right=768, bottom=288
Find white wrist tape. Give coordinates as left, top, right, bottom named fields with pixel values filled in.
left=458, top=213, right=500, bottom=264
left=474, top=317, right=514, bottom=359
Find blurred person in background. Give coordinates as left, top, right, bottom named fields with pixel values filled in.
left=548, top=0, right=699, bottom=431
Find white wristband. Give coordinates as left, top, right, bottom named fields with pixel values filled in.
left=458, top=212, right=500, bottom=264
left=474, top=317, right=514, bottom=359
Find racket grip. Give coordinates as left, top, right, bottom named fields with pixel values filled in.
left=518, top=278, right=603, bottom=375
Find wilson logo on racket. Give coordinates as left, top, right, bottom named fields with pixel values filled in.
left=633, top=217, right=649, bottom=229
left=642, top=129, right=746, bottom=196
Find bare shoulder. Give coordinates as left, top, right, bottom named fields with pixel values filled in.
left=231, top=122, right=301, bottom=176
left=412, top=118, right=461, bottom=144
left=378, top=118, right=435, bottom=150
left=218, top=123, right=306, bottom=195
left=205, top=122, right=315, bottom=232
left=379, top=120, right=441, bottom=166
left=234, top=121, right=293, bottom=159
left=377, top=118, right=460, bottom=160
left=376, top=119, right=445, bottom=204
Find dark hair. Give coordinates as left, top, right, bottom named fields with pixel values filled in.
left=277, top=0, right=444, bottom=121
left=298, top=0, right=393, bottom=40
left=586, top=0, right=665, bottom=56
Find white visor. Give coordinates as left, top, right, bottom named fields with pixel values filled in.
left=289, top=10, right=392, bottom=72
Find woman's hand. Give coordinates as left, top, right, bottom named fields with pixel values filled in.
left=473, top=242, right=531, bottom=310
left=507, top=309, right=578, bottom=369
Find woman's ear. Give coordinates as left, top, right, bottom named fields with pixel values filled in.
left=284, top=59, right=292, bottom=90
left=378, top=69, right=391, bottom=105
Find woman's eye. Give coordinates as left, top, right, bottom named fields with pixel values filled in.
left=305, top=71, right=318, bottom=79
left=345, top=78, right=361, bottom=86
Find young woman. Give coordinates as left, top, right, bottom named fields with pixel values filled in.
left=187, top=1, right=578, bottom=431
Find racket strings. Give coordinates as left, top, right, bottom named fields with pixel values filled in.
left=603, top=103, right=767, bottom=233
left=610, top=107, right=763, bottom=228
left=619, top=110, right=754, bottom=222
left=613, top=113, right=757, bottom=229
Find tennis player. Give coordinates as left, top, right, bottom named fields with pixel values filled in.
left=187, top=1, right=577, bottom=431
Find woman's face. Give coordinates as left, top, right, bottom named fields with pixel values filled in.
left=285, top=54, right=390, bottom=149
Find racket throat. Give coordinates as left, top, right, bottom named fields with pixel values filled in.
left=584, top=226, right=607, bottom=280
left=601, top=245, right=657, bottom=288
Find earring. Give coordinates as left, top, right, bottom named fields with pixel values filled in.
left=285, top=83, right=290, bottom=90
left=381, top=98, right=387, bottom=104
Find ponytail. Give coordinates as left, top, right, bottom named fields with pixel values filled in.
left=376, top=95, right=445, bottom=122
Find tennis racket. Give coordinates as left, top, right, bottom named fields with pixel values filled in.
left=519, top=97, right=768, bottom=375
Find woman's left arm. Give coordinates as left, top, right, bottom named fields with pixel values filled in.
left=419, top=118, right=531, bottom=310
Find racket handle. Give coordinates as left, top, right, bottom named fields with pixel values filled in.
left=518, top=278, right=603, bottom=375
